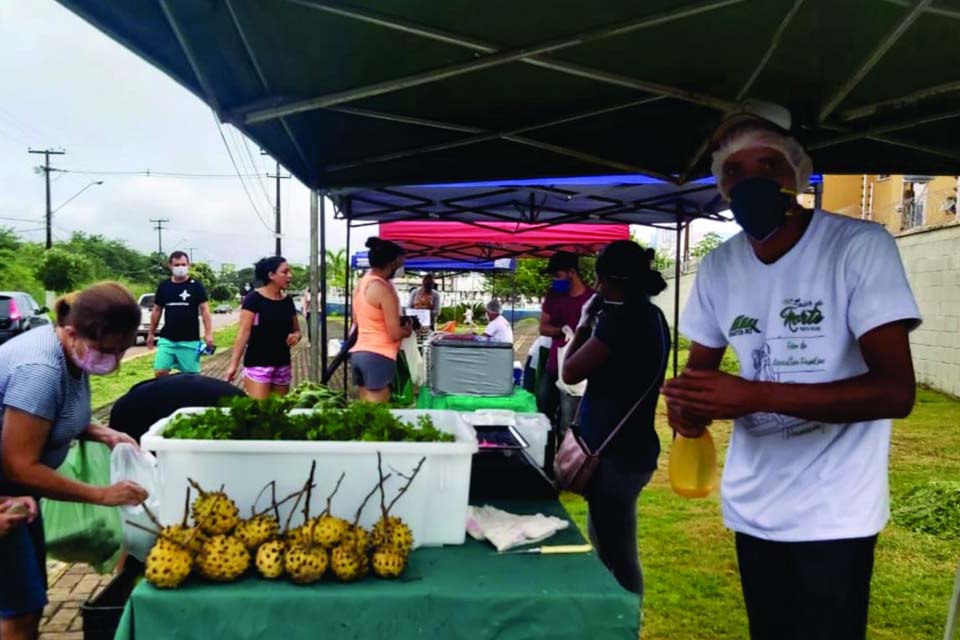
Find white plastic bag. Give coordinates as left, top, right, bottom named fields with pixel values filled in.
left=555, top=326, right=587, bottom=397
left=401, top=334, right=425, bottom=386
left=110, top=443, right=161, bottom=562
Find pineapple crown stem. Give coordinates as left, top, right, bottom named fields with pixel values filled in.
left=322, top=472, right=346, bottom=517
left=376, top=452, right=388, bottom=521
left=254, top=483, right=314, bottom=521
left=181, top=487, right=191, bottom=527
left=251, top=480, right=277, bottom=518
left=385, top=456, right=427, bottom=515
left=302, top=460, right=317, bottom=522
left=141, top=500, right=165, bottom=532
left=354, top=473, right=391, bottom=527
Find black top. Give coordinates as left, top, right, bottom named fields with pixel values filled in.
left=156, top=279, right=208, bottom=342
left=578, top=300, right=670, bottom=472
left=109, top=374, right=243, bottom=442
left=242, top=291, right=297, bottom=367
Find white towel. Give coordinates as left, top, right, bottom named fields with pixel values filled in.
left=465, top=505, right=569, bottom=552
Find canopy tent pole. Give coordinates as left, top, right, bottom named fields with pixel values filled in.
left=673, top=214, right=682, bottom=378
left=510, top=268, right=517, bottom=329
left=343, top=212, right=352, bottom=394
left=321, top=193, right=329, bottom=371
left=309, top=189, right=320, bottom=382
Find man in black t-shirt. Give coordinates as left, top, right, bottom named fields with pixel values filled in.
left=147, top=251, right=213, bottom=376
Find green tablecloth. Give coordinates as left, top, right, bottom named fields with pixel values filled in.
left=416, top=387, right=538, bottom=413
left=114, top=501, right=637, bottom=640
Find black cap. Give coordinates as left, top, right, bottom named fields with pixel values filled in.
left=543, top=251, right=579, bottom=274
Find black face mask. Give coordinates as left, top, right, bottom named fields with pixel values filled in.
left=423, top=283, right=433, bottom=292
left=729, top=177, right=794, bottom=242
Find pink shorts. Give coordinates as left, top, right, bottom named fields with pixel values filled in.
left=243, top=365, right=292, bottom=386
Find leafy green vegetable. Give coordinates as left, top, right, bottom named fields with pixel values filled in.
left=892, top=481, right=960, bottom=539
left=286, top=382, right=346, bottom=409
left=164, top=394, right=454, bottom=443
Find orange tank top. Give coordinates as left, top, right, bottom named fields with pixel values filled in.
left=350, top=274, right=400, bottom=360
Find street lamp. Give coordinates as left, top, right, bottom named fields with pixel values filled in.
left=45, top=180, right=104, bottom=250
left=52, top=180, right=104, bottom=214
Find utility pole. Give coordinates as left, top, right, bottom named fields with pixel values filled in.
left=150, top=218, right=170, bottom=255
left=261, top=150, right=290, bottom=256
left=186, top=247, right=197, bottom=262
left=28, top=148, right=66, bottom=250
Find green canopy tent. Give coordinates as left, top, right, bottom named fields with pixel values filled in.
left=56, top=0, right=960, bottom=380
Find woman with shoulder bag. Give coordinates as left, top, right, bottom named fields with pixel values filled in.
left=560, top=240, right=670, bottom=594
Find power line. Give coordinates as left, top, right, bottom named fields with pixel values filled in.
left=241, top=134, right=274, bottom=212
left=212, top=111, right=275, bottom=234
left=58, top=168, right=268, bottom=179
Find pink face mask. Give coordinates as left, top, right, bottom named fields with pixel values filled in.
left=71, top=343, right=120, bottom=375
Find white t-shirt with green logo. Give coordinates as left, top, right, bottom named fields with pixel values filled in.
left=680, top=210, right=921, bottom=542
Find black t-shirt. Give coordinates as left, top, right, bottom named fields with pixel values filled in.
left=579, top=300, right=670, bottom=472
left=109, top=374, right=244, bottom=442
left=156, top=279, right=208, bottom=342
left=242, top=291, right=297, bottom=367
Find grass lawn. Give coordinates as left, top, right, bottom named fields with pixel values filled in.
left=90, top=322, right=240, bottom=409
left=562, top=341, right=960, bottom=640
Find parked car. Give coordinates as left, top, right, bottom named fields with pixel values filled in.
left=137, top=293, right=163, bottom=342
left=214, top=303, right=233, bottom=314
left=0, top=291, right=51, bottom=345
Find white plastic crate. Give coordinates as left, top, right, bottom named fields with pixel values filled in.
left=140, top=409, right=477, bottom=548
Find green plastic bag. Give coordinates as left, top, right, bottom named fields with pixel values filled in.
left=391, top=351, right=414, bottom=407
left=41, top=441, right=122, bottom=573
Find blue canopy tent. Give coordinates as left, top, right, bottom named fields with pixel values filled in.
left=350, top=251, right=516, bottom=272
left=330, top=173, right=820, bottom=380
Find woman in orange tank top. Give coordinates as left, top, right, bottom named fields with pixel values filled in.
left=350, top=238, right=412, bottom=403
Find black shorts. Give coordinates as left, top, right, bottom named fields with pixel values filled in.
left=351, top=352, right=396, bottom=391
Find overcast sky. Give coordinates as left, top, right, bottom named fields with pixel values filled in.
left=0, top=2, right=727, bottom=270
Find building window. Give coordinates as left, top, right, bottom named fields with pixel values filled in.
left=877, top=175, right=890, bottom=182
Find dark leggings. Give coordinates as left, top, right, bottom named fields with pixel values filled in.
left=585, top=458, right=653, bottom=594
left=735, top=532, right=878, bottom=640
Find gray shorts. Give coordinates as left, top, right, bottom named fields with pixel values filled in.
left=351, top=351, right=396, bottom=391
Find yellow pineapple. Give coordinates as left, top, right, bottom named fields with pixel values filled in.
left=197, top=534, right=250, bottom=582
left=145, top=539, right=192, bottom=589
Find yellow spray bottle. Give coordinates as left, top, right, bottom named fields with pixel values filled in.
left=668, top=430, right=718, bottom=499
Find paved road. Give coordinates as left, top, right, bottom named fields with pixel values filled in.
left=123, top=311, right=240, bottom=361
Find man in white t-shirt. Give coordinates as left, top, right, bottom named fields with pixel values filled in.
left=481, top=300, right=513, bottom=343
left=662, top=101, right=920, bottom=640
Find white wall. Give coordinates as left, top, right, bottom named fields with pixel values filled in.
left=896, top=224, right=960, bottom=397
left=658, top=223, right=960, bottom=397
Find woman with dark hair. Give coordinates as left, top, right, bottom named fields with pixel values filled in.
left=561, top=240, right=670, bottom=596
left=349, top=237, right=412, bottom=403
left=226, top=256, right=300, bottom=399
left=0, top=282, right=148, bottom=640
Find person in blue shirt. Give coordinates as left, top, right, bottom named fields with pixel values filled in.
left=561, top=241, right=669, bottom=596
left=0, top=282, right=148, bottom=640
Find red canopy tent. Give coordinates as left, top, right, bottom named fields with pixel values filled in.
left=378, top=221, right=630, bottom=261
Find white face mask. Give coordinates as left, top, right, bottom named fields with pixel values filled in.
left=393, top=266, right=405, bottom=279
left=171, top=266, right=189, bottom=278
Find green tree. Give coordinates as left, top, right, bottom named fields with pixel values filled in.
left=189, top=262, right=218, bottom=289
left=62, top=232, right=153, bottom=282
left=325, top=249, right=347, bottom=293
left=36, top=248, right=95, bottom=293
left=691, top=232, right=724, bottom=258
left=210, top=284, right=235, bottom=301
